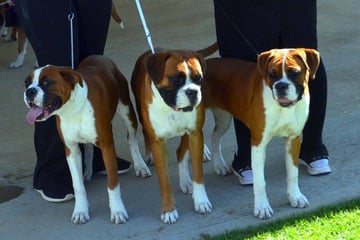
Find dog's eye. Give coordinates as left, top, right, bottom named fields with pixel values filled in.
left=287, top=69, right=300, bottom=79
left=268, top=71, right=278, bottom=81
left=169, top=73, right=186, bottom=86
left=192, top=75, right=202, bottom=84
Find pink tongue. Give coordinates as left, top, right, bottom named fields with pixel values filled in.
left=26, top=107, right=43, bottom=125
left=278, top=97, right=291, bottom=104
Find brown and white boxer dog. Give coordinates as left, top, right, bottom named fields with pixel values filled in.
left=23, top=55, right=151, bottom=224
left=130, top=46, right=216, bottom=224
left=181, top=48, right=320, bottom=219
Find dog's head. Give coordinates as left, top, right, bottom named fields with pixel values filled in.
left=257, top=48, right=320, bottom=107
left=145, top=50, right=206, bottom=112
left=23, top=65, right=83, bottom=124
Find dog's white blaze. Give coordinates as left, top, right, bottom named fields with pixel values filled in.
left=272, top=49, right=298, bottom=102
left=24, top=66, right=47, bottom=107
left=175, top=61, right=202, bottom=108
left=149, top=82, right=198, bottom=139
left=263, top=81, right=309, bottom=138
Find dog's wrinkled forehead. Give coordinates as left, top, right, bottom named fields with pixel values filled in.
left=263, top=49, right=308, bottom=84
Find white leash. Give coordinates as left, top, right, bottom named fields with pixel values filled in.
left=134, top=0, right=155, bottom=54
left=68, top=12, right=75, bottom=69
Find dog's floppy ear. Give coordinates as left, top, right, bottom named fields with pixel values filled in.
left=145, top=52, right=170, bottom=84
left=59, top=67, right=84, bottom=87
left=257, top=50, right=274, bottom=79
left=301, top=48, right=320, bottom=79
left=193, top=51, right=207, bottom=75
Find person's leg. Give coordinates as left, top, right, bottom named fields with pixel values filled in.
left=213, top=0, right=280, bottom=184
left=16, top=0, right=78, bottom=201
left=281, top=0, right=331, bottom=175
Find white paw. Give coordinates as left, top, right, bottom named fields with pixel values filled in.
left=161, top=209, right=179, bottom=224
left=110, top=207, right=129, bottom=224
left=254, top=201, right=274, bottom=219
left=214, top=163, right=233, bottom=176
left=71, top=209, right=90, bottom=224
left=289, top=193, right=310, bottom=208
left=108, top=185, right=128, bottom=224
left=9, top=60, right=23, bottom=69
left=180, top=180, right=193, bottom=194
left=203, top=144, right=211, bottom=162
left=193, top=183, right=212, bottom=214
left=134, top=163, right=152, bottom=178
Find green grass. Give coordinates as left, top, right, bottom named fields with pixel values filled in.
left=199, top=198, right=360, bottom=240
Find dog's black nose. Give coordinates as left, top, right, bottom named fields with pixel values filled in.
left=275, top=82, right=289, bottom=90
left=26, top=87, right=38, bottom=99
left=185, top=89, right=198, bottom=104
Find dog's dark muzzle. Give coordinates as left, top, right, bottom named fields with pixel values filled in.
left=25, top=87, right=38, bottom=101
left=185, top=89, right=198, bottom=106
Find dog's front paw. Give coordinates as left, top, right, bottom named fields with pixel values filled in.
left=180, top=179, right=193, bottom=194
left=71, top=209, right=90, bottom=224
left=289, top=193, right=310, bottom=208
left=9, top=61, right=23, bottom=69
left=110, top=207, right=129, bottom=224
left=161, top=209, right=179, bottom=224
left=193, top=183, right=212, bottom=215
left=254, top=201, right=274, bottom=219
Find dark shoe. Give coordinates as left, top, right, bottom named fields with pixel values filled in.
left=95, top=157, right=133, bottom=175
left=232, top=166, right=253, bottom=185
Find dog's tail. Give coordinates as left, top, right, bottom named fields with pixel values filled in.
left=111, top=3, right=124, bottom=29
left=196, top=42, right=218, bottom=58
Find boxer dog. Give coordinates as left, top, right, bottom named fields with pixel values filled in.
left=130, top=44, right=217, bottom=224
left=0, top=0, right=28, bottom=68
left=24, top=55, right=151, bottom=224
left=180, top=48, right=320, bottom=219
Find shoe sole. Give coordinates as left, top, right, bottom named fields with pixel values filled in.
left=232, top=167, right=253, bottom=185
left=299, top=159, right=332, bottom=176
left=35, top=189, right=74, bottom=203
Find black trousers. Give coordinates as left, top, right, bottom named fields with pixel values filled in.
left=16, top=0, right=112, bottom=190
left=214, top=0, right=328, bottom=168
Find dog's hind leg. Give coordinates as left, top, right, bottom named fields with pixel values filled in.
left=177, top=135, right=193, bottom=194
left=10, top=28, right=27, bottom=69
left=83, top=143, right=94, bottom=181
left=210, top=108, right=233, bottom=176
left=117, top=101, right=151, bottom=178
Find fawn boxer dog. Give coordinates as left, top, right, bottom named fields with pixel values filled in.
left=130, top=44, right=217, bottom=224
left=180, top=48, right=320, bottom=219
left=24, top=55, right=151, bottom=224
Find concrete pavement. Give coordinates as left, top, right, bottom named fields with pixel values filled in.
left=0, top=1, right=359, bottom=239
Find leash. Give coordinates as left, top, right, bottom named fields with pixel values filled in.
left=134, top=0, right=155, bottom=54
left=68, top=0, right=75, bottom=69
left=214, top=0, right=259, bottom=57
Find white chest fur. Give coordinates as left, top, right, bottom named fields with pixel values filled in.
left=56, top=82, right=98, bottom=144
left=148, top=82, right=198, bottom=139
left=262, top=81, right=310, bottom=139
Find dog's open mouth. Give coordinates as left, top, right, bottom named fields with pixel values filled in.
left=26, top=97, right=61, bottom=124
left=277, top=97, right=297, bottom=107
